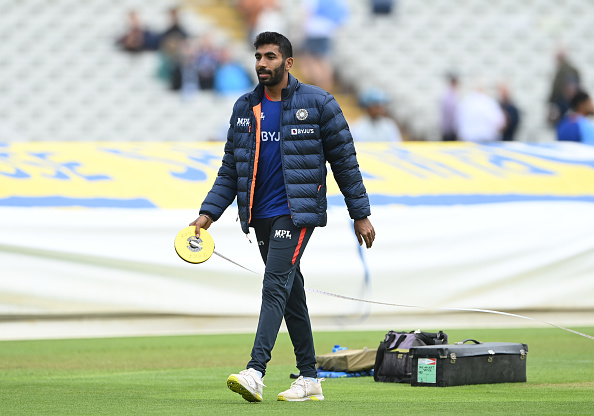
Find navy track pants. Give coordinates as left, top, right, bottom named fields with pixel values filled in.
left=247, top=215, right=317, bottom=378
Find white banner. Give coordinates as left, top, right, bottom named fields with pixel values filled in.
left=1, top=202, right=593, bottom=317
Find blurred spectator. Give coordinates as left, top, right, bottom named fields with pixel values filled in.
left=195, top=35, right=221, bottom=90
left=156, top=35, right=184, bottom=89
left=371, top=0, right=396, bottom=15
left=299, top=0, right=348, bottom=91
left=252, top=2, right=287, bottom=41
left=239, top=0, right=277, bottom=42
left=159, top=7, right=189, bottom=48
left=498, top=83, right=521, bottom=141
left=547, top=49, right=581, bottom=127
left=174, top=39, right=201, bottom=98
left=351, top=88, right=402, bottom=142
left=116, top=10, right=159, bottom=53
left=556, top=90, right=594, bottom=144
left=439, top=73, right=459, bottom=141
left=214, top=48, right=253, bottom=96
left=115, top=7, right=252, bottom=99
left=456, top=84, right=505, bottom=143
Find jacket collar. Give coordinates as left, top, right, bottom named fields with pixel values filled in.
left=249, top=73, right=300, bottom=105
left=282, top=73, right=299, bottom=100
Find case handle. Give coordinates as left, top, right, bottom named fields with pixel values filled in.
left=454, top=339, right=483, bottom=345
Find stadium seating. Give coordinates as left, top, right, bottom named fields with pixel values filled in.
left=334, top=0, right=594, bottom=142
left=1, top=0, right=592, bottom=142
left=0, top=0, right=241, bottom=142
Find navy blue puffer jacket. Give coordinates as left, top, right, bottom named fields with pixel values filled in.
left=200, top=74, right=370, bottom=234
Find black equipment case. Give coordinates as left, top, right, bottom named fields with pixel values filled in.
left=409, top=339, right=528, bottom=387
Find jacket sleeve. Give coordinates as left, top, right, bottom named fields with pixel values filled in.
left=320, top=94, right=371, bottom=220
left=199, top=109, right=239, bottom=221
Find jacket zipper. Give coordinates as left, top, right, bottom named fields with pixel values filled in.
left=247, top=103, right=262, bottom=227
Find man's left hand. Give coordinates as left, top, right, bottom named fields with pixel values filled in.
left=354, top=218, right=375, bottom=249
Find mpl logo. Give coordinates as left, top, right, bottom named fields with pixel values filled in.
left=274, top=229, right=292, bottom=239
left=291, top=128, right=314, bottom=135
left=236, top=117, right=250, bottom=127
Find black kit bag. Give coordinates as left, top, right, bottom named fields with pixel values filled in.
left=374, top=330, right=448, bottom=383
left=409, top=339, right=528, bottom=387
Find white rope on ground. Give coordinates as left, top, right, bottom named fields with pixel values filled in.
left=305, top=287, right=594, bottom=341
left=209, top=247, right=594, bottom=341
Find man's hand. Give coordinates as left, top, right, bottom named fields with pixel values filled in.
left=189, top=214, right=213, bottom=237
left=354, top=217, right=375, bottom=249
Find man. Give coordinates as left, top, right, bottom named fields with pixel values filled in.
left=557, top=90, right=594, bottom=145
left=498, top=83, right=520, bottom=141
left=351, top=87, right=402, bottom=142
left=548, top=49, right=581, bottom=127
left=456, top=83, right=505, bottom=143
left=439, top=73, right=459, bottom=141
left=188, top=31, right=375, bottom=402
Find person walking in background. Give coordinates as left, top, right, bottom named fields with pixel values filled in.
left=556, top=90, right=594, bottom=144
left=351, top=88, right=402, bottom=142
left=498, top=83, right=521, bottom=141
left=298, top=0, right=349, bottom=91
left=547, top=49, right=581, bottom=127
left=188, top=31, right=375, bottom=403
left=439, top=73, right=460, bottom=141
left=456, top=83, right=505, bottom=143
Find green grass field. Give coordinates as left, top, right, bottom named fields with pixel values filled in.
left=1, top=326, right=593, bottom=415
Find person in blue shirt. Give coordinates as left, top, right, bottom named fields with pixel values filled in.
left=189, top=31, right=375, bottom=403
left=557, top=90, right=594, bottom=144
left=214, top=48, right=253, bottom=96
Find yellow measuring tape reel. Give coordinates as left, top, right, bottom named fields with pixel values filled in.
left=174, top=226, right=215, bottom=264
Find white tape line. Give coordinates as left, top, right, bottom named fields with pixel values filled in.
left=213, top=251, right=258, bottom=274
left=211, top=248, right=594, bottom=340
left=305, top=287, right=594, bottom=341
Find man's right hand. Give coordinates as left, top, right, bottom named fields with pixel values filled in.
left=189, top=214, right=213, bottom=237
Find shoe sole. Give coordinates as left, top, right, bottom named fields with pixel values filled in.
left=227, top=375, right=262, bottom=403
left=277, top=394, right=324, bottom=401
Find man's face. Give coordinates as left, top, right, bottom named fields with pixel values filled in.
left=255, top=44, right=286, bottom=87
left=367, top=104, right=387, bottom=119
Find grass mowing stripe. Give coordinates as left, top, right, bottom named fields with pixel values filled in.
left=1, top=327, right=592, bottom=415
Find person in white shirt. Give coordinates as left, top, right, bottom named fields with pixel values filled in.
left=456, top=85, right=505, bottom=143
left=351, top=88, right=402, bottom=142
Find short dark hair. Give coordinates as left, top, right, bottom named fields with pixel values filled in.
left=570, top=90, right=590, bottom=111
left=254, top=31, right=293, bottom=59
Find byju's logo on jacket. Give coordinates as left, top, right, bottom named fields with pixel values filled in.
left=291, top=128, right=315, bottom=135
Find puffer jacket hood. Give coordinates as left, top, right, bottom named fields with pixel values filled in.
left=200, top=73, right=370, bottom=234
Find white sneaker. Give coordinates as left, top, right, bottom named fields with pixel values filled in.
left=227, top=368, right=266, bottom=402
left=277, top=376, right=325, bottom=401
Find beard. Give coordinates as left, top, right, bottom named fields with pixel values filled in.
left=257, top=60, right=285, bottom=86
